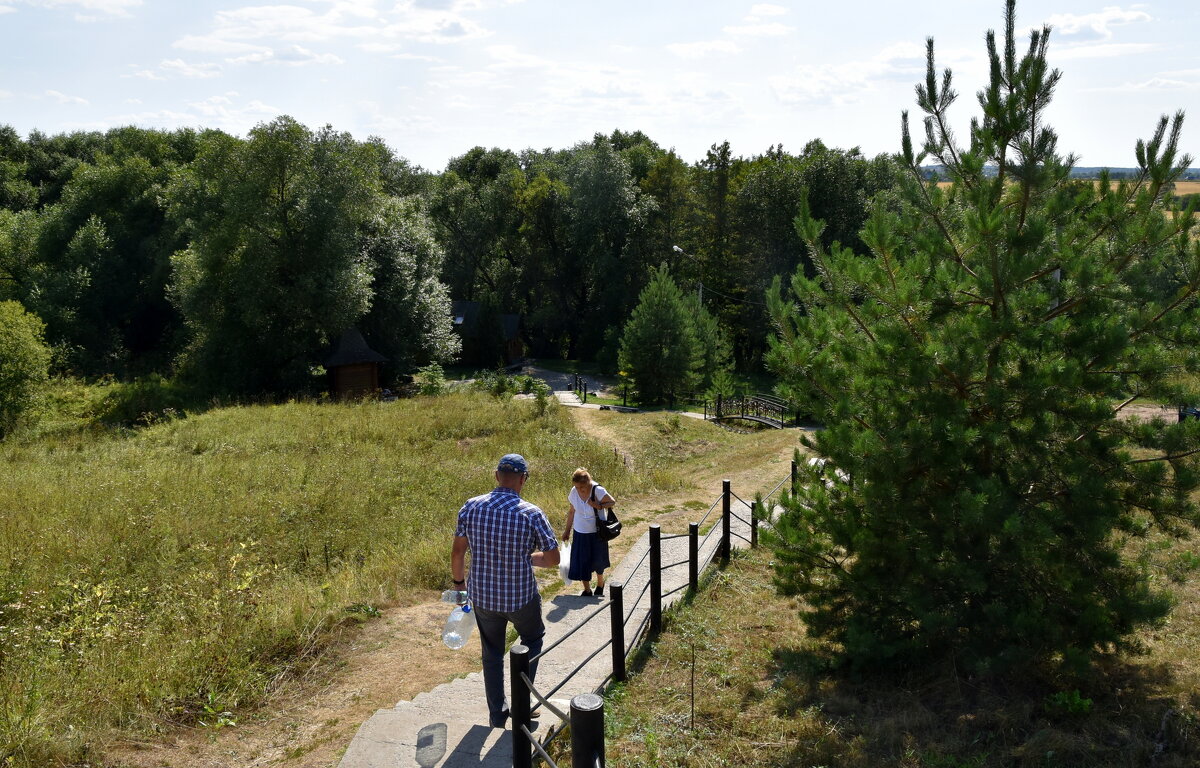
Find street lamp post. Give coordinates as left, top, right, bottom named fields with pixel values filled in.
left=672, top=245, right=702, bottom=304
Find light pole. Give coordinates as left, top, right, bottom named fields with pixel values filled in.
left=672, top=245, right=702, bottom=304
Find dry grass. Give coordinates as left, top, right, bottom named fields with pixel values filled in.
left=605, top=542, right=1200, bottom=767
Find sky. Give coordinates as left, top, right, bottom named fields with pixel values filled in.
left=1, top=0, right=1197, bottom=171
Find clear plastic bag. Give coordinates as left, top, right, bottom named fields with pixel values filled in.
left=559, top=543, right=572, bottom=583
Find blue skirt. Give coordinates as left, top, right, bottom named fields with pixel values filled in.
left=567, top=530, right=610, bottom=581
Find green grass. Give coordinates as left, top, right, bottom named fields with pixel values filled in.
left=604, top=546, right=1200, bottom=767
left=0, top=391, right=645, bottom=766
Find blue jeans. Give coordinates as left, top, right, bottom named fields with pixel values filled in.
left=474, top=595, right=544, bottom=727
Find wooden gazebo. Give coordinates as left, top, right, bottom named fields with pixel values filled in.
left=324, top=329, right=387, bottom=399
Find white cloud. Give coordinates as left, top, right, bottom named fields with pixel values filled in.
left=485, top=44, right=552, bottom=69
left=174, top=0, right=492, bottom=67
left=161, top=58, right=223, bottom=78
left=723, top=22, right=793, bottom=37
left=1045, top=6, right=1152, bottom=41
left=749, top=3, right=787, bottom=16
left=1093, top=70, right=1200, bottom=92
left=769, top=41, right=933, bottom=106
left=1050, top=42, right=1159, bottom=60
left=46, top=89, right=89, bottom=104
left=11, top=0, right=140, bottom=18
left=127, top=68, right=165, bottom=80
left=185, top=93, right=280, bottom=125
left=124, top=97, right=142, bottom=104
left=0, top=5, right=15, bottom=14
left=275, top=45, right=344, bottom=65
left=175, top=35, right=273, bottom=58
left=667, top=40, right=741, bottom=59
left=0, top=89, right=12, bottom=99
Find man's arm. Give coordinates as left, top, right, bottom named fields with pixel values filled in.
left=530, top=510, right=560, bottom=567
left=451, top=536, right=469, bottom=584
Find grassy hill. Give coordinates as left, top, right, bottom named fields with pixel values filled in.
left=0, top=393, right=641, bottom=765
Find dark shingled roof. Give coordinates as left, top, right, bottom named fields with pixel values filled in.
left=324, top=328, right=387, bottom=367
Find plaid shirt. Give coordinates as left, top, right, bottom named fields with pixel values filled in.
left=455, top=487, right=558, bottom=612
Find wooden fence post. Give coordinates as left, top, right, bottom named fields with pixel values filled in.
left=510, top=645, right=532, bottom=768
left=721, top=480, right=731, bottom=566
left=649, top=524, right=662, bottom=636
left=570, top=693, right=605, bottom=768
left=688, top=522, right=698, bottom=592
left=791, top=458, right=798, bottom=495
left=750, top=501, right=758, bottom=548
left=609, top=582, right=625, bottom=683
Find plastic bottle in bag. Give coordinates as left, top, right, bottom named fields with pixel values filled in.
left=441, top=604, right=475, bottom=649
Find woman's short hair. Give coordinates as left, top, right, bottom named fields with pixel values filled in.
left=572, top=467, right=591, bottom=484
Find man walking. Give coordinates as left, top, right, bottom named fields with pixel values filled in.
left=451, top=453, right=560, bottom=728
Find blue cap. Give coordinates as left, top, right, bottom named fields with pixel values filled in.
left=497, top=453, right=529, bottom=474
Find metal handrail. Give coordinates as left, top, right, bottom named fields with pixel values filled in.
left=521, top=724, right=560, bottom=767
left=662, top=582, right=689, bottom=599
left=624, top=547, right=651, bottom=583
left=505, top=469, right=793, bottom=768
left=537, top=638, right=612, bottom=703
left=763, top=475, right=789, bottom=500
left=530, top=600, right=611, bottom=663
left=659, top=532, right=688, bottom=541
left=622, top=576, right=653, bottom=627
left=521, top=671, right=571, bottom=722
left=625, top=609, right=653, bottom=654
left=697, top=496, right=722, bottom=526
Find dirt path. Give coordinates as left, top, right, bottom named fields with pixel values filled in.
left=107, top=406, right=800, bottom=768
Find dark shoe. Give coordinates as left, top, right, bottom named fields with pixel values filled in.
left=594, top=585, right=605, bottom=598
left=490, top=711, right=510, bottom=729
left=580, top=588, right=592, bottom=596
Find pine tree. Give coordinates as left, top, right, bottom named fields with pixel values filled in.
left=619, top=264, right=700, bottom=405
left=764, top=0, right=1200, bottom=673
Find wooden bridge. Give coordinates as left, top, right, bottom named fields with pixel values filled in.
left=707, top=393, right=796, bottom=429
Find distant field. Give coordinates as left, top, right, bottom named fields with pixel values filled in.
left=934, top=179, right=1200, bottom=195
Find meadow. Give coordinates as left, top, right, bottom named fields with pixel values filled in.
left=0, top=392, right=648, bottom=765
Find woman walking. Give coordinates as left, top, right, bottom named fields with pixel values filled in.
left=562, top=467, right=616, bottom=597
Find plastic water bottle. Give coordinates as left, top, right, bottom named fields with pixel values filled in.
left=440, top=589, right=468, bottom=603
left=442, top=604, right=475, bottom=650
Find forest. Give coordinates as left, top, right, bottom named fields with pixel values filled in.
left=0, top=118, right=898, bottom=408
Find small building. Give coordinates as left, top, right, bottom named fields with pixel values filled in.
left=324, top=328, right=387, bottom=399
left=451, top=300, right=523, bottom=363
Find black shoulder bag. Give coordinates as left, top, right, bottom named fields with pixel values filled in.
left=591, top=486, right=622, bottom=541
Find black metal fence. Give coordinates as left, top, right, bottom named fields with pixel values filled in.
left=507, top=468, right=799, bottom=768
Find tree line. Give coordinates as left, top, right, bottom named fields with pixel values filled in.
left=0, top=118, right=898, bottom=409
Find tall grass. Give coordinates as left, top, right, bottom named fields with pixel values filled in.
left=0, top=392, right=629, bottom=765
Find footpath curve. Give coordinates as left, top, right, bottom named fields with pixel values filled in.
left=337, top=493, right=759, bottom=768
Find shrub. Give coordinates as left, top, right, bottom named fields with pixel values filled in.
left=0, top=300, right=51, bottom=437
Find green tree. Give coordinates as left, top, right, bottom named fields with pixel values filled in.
left=358, top=196, right=460, bottom=376
left=168, top=118, right=376, bottom=395
left=765, top=1, right=1200, bottom=674
left=685, top=294, right=732, bottom=391
left=618, top=265, right=699, bottom=404
left=0, top=300, right=51, bottom=436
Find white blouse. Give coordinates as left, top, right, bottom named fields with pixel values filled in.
left=568, top=483, right=609, bottom=534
